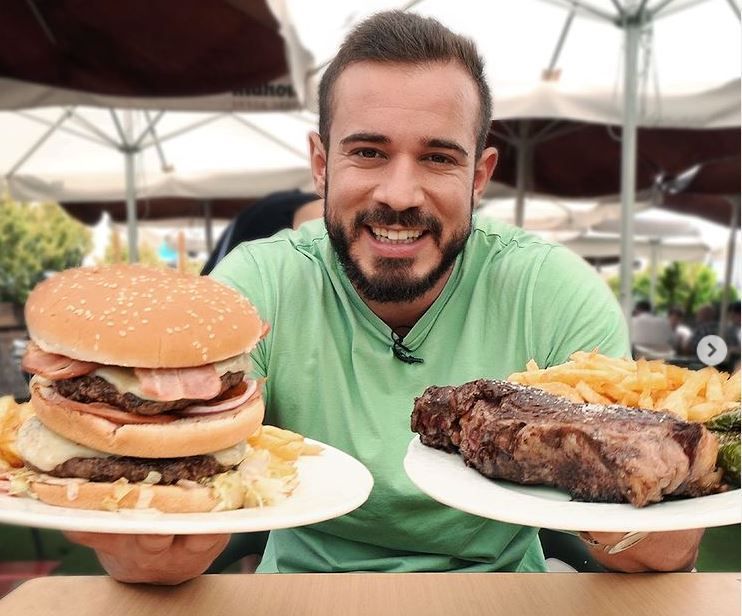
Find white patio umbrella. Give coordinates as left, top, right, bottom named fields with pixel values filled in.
left=477, top=194, right=645, bottom=231
left=0, top=74, right=301, bottom=112
left=266, top=0, right=740, bottom=326
left=560, top=232, right=711, bottom=264
left=0, top=107, right=315, bottom=261
left=592, top=206, right=733, bottom=309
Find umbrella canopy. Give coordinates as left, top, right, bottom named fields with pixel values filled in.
left=560, top=233, right=711, bottom=262
left=0, top=1, right=305, bottom=263
left=268, top=0, right=740, bottom=127
left=477, top=195, right=631, bottom=231
left=592, top=208, right=702, bottom=238
left=1, top=107, right=314, bottom=202
left=489, top=121, right=740, bottom=223
left=0, top=0, right=297, bottom=110
left=0, top=107, right=315, bottom=259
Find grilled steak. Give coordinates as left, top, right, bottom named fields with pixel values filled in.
left=53, top=371, right=244, bottom=415
left=412, top=379, right=724, bottom=507
left=35, top=454, right=230, bottom=485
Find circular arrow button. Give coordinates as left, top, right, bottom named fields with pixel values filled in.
left=697, top=335, right=727, bottom=367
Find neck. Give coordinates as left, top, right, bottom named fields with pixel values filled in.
left=361, top=267, right=454, bottom=332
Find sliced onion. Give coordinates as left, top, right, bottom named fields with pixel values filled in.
left=135, top=485, right=155, bottom=509
left=177, top=379, right=258, bottom=416
left=66, top=482, right=80, bottom=501
left=176, top=479, right=202, bottom=490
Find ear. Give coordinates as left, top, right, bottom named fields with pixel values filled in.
left=472, top=146, right=498, bottom=205
left=308, top=132, right=327, bottom=197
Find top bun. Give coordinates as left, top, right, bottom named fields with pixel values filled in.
left=25, top=264, right=264, bottom=368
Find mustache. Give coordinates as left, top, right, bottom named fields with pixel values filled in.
left=354, top=207, right=443, bottom=240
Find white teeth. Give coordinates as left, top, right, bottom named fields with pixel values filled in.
left=370, top=227, right=424, bottom=242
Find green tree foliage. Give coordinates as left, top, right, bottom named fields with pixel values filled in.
left=608, top=261, right=739, bottom=315
left=0, top=197, right=92, bottom=304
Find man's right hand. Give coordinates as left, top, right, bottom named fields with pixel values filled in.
left=65, top=532, right=230, bottom=585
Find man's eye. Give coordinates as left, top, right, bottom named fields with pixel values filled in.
left=427, top=153, right=454, bottom=164
left=355, top=149, right=380, bottom=159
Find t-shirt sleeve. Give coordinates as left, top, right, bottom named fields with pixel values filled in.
left=530, top=245, right=630, bottom=367
left=210, top=244, right=270, bottom=379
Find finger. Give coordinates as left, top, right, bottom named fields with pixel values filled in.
left=586, top=531, right=627, bottom=544
left=136, top=534, right=175, bottom=554
left=182, top=533, right=230, bottom=554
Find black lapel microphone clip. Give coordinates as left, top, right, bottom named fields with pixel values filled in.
left=391, top=331, right=424, bottom=364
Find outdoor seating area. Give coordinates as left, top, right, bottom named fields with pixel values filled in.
left=0, top=1, right=740, bottom=614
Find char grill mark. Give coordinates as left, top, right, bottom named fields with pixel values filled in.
left=412, top=379, right=724, bottom=507
left=53, top=371, right=244, bottom=415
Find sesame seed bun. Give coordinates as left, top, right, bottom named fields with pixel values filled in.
left=30, top=382, right=265, bottom=458
left=29, top=480, right=231, bottom=513
left=25, top=264, right=264, bottom=368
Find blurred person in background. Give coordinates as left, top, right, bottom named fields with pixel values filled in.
left=201, top=190, right=323, bottom=275
left=686, top=302, right=740, bottom=370
left=667, top=306, right=692, bottom=355
left=631, top=300, right=675, bottom=360
left=685, top=304, right=719, bottom=356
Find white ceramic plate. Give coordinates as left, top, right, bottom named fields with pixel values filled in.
left=0, top=440, right=373, bottom=534
left=404, top=436, right=741, bottom=532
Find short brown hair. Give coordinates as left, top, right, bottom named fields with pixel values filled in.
left=318, top=11, right=492, bottom=157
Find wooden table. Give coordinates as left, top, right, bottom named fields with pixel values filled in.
left=1, top=572, right=739, bottom=616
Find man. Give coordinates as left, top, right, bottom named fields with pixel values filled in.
left=67, top=12, right=703, bottom=583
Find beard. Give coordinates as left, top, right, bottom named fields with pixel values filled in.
left=325, top=180, right=473, bottom=304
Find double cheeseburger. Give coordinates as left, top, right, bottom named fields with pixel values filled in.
left=15, top=264, right=268, bottom=513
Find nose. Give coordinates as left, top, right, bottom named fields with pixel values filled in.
left=372, top=156, right=424, bottom=212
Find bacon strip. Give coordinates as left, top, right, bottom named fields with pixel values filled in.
left=22, top=341, right=100, bottom=380
left=134, top=365, right=223, bottom=401
left=178, top=379, right=258, bottom=415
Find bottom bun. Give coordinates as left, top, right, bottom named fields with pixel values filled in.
left=30, top=479, right=234, bottom=513
left=31, top=383, right=264, bottom=458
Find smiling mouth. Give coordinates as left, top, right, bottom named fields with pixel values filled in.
left=368, top=226, right=426, bottom=244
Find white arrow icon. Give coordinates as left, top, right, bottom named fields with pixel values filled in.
left=697, top=335, right=727, bottom=367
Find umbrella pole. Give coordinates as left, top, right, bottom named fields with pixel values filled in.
left=718, top=195, right=739, bottom=335
left=649, top=238, right=659, bottom=311
left=204, top=200, right=214, bottom=253
left=514, top=120, right=531, bottom=228
left=124, top=148, right=139, bottom=263
left=619, top=20, right=641, bottom=333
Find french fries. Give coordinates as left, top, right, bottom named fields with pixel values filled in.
left=508, top=351, right=741, bottom=422
left=248, top=425, right=323, bottom=461
left=0, top=396, right=34, bottom=470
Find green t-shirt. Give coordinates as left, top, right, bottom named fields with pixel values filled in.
left=211, top=215, right=629, bottom=573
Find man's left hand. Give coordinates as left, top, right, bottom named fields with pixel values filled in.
left=581, top=529, right=704, bottom=572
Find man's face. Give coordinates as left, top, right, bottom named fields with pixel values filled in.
left=310, top=61, right=497, bottom=303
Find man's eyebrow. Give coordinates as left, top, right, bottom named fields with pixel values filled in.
left=339, top=132, right=390, bottom=146
left=338, top=133, right=468, bottom=158
left=424, top=138, right=468, bottom=158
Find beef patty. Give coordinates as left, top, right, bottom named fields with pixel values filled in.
left=53, top=371, right=244, bottom=415
left=36, top=454, right=230, bottom=485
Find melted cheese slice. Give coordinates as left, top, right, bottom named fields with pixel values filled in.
left=16, top=417, right=248, bottom=472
